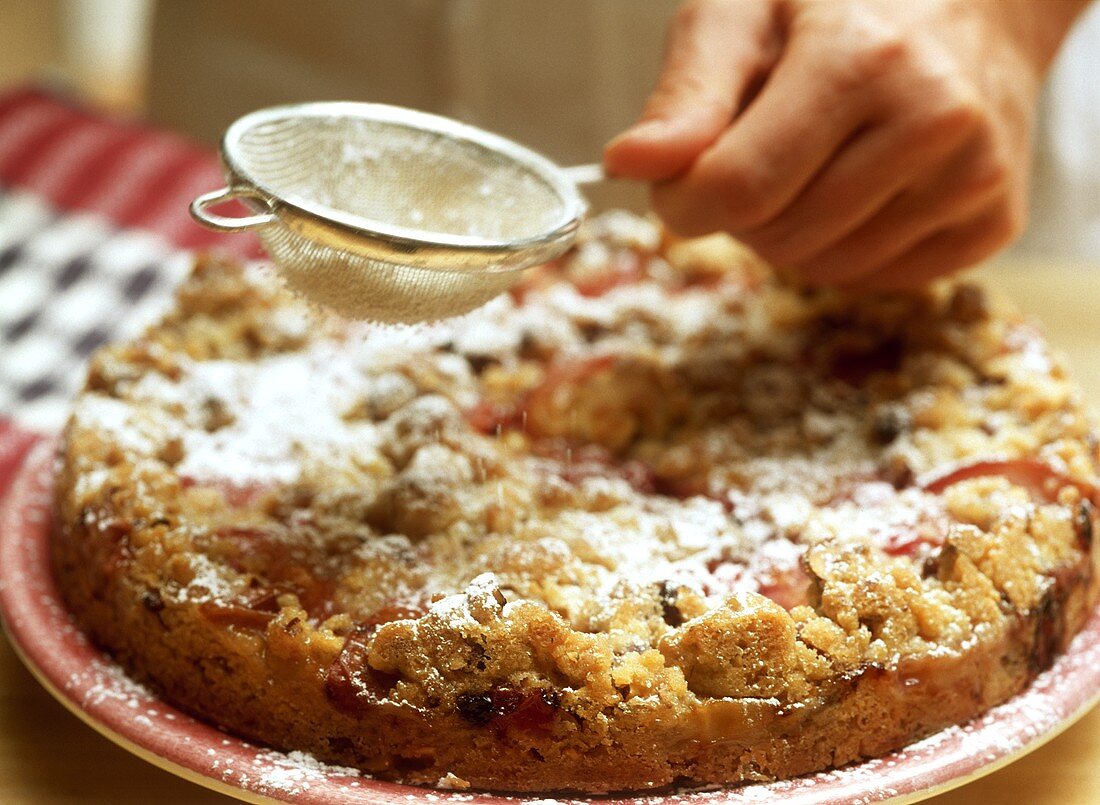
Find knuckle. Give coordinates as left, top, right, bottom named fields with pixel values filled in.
left=642, top=82, right=689, bottom=119
left=910, top=60, right=989, bottom=133
left=690, top=148, right=782, bottom=229
left=961, top=151, right=1012, bottom=203
left=840, top=31, right=912, bottom=88
left=645, top=73, right=727, bottom=120
left=653, top=155, right=781, bottom=237
left=925, top=92, right=986, bottom=143
left=969, top=201, right=1025, bottom=256
left=671, top=0, right=710, bottom=35
left=713, top=168, right=775, bottom=231
left=863, top=34, right=911, bottom=71
left=671, top=1, right=695, bottom=30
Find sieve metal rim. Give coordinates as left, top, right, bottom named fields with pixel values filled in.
left=208, top=102, right=588, bottom=273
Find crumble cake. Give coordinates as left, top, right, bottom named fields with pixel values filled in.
left=53, top=212, right=1099, bottom=793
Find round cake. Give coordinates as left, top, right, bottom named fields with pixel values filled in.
left=53, top=212, right=1099, bottom=794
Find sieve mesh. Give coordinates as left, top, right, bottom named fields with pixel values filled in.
left=191, top=103, right=587, bottom=324
left=237, top=116, right=568, bottom=242
left=260, top=225, right=522, bottom=323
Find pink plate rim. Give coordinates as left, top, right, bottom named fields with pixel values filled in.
left=2, top=438, right=1099, bottom=804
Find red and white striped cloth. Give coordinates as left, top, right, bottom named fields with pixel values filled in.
left=0, top=86, right=262, bottom=501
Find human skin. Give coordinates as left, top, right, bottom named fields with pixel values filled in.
left=604, top=0, right=1091, bottom=290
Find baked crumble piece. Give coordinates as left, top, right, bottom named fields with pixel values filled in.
left=54, top=211, right=1099, bottom=793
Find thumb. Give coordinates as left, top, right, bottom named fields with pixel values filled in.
left=604, top=0, right=780, bottom=182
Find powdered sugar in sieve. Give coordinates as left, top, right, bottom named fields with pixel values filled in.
left=191, top=102, right=599, bottom=323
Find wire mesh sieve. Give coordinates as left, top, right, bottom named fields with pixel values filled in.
left=190, top=102, right=592, bottom=323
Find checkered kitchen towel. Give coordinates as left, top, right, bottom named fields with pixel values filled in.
left=0, top=87, right=261, bottom=497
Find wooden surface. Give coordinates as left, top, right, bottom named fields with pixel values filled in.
left=1, top=261, right=1098, bottom=804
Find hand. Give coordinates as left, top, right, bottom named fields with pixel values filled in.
left=605, top=0, right=1088, bottom=290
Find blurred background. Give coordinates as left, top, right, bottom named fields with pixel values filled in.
left=0, top=0, right=1098, bottom=257
left=0, top=0, right=684, bottom=213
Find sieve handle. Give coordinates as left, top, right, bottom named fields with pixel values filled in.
left=562, top=163, right=606, bottom=186
left=190, top=187, right=277, bottom=232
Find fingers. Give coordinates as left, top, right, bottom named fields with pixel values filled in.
left=613, top=0, right=1034, bottom=290
left=650, top=22, right=874, bottom=236
left=734, top=105, right=979, bottom=267
left=790, top=129, right=1017, bottom=286
left=856, top=203, right=1024, bottom=291
left=603, top=0, right=780, bottom=182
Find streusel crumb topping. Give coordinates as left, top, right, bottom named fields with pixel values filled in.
left=57, top=212, right=1099, bottom=791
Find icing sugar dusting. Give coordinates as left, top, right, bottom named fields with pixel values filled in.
left=52, top=208, right=1100, bottom=798
left=243, top=749, right=363, bottom=796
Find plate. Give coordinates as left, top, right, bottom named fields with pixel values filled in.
left=3, top=439, right=1100, bottom=804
